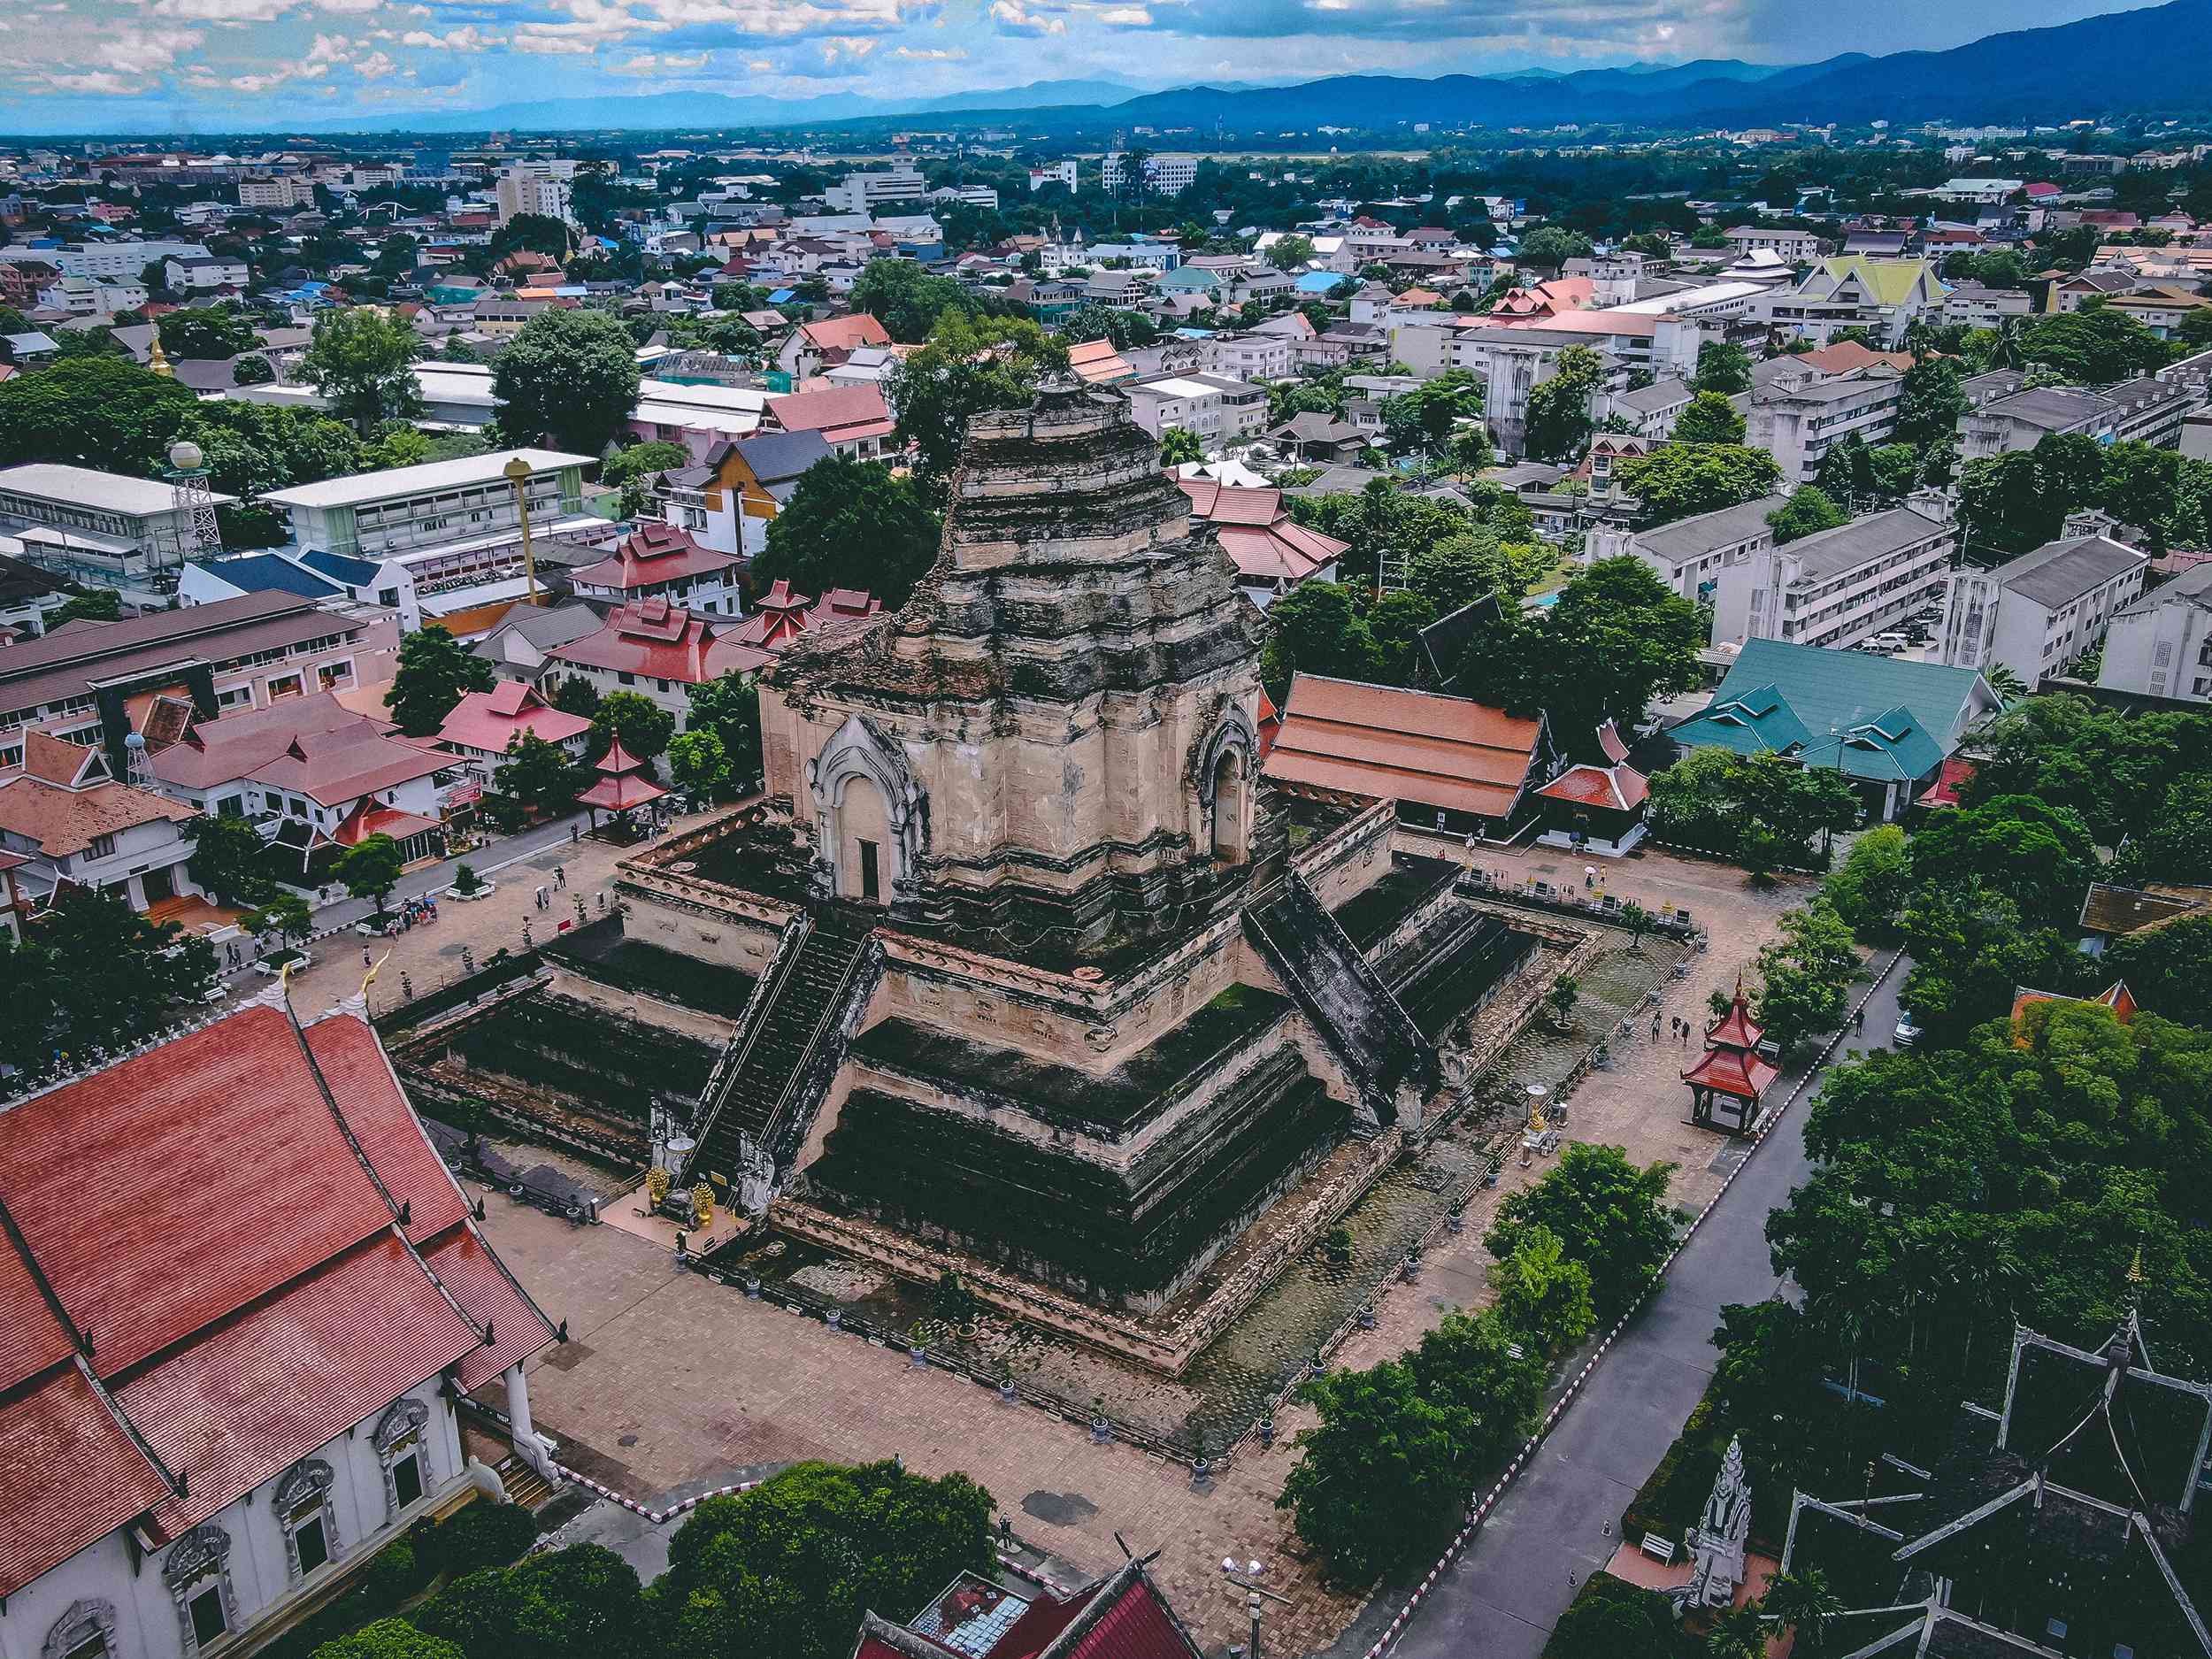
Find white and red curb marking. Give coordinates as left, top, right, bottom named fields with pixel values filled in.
left=553, top=1468, right=764, bottom=1525
left=1355, top=950, right=1903, bottom=1659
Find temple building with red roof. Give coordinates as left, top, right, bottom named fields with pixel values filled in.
left=1533, top=720, right=1651, bottom=856
left=434, top=681, right=595, bottom=784
left=852, top=1557, right=1202, bottom=1659
left=1683, top=980, right=1779, bottom=1135
left=0, top=999, right=559, bottom=1658
left=576, top=736, right=668, bottom=827
left=1172, top=479, right=1347, bottom=610
left=548, top=588, right=884, bottom=718
left=565, top=522, right=749, bottom=618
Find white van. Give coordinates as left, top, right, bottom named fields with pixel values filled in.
left=1870, top=633, right=1909, bottom=654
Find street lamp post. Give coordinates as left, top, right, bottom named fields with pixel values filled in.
left=504, top=456, right=541, bottom=607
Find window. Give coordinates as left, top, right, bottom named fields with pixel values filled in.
left=89, top=833, right=116, bottom=859
left=391, top=1449, right=424, bottom=1509
left=617, top=672, right=635, bottom=686
left=276, top=1459, right=339, bottom=1583
left=294, top=1513, right=329, bottom=1575
left=188, top=1588, right=227, bottom=1648
left=266, top=673, right=303, bottom=701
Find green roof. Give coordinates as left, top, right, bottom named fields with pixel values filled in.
left=1673, top=640, right=1991, bottom=785
left=1818, top=255, right=1932, bottom=308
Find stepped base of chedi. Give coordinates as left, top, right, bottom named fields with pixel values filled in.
left=617, top=380, right=1547, bottom=1337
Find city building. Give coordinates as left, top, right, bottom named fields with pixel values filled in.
left=2098, top=560, right=2212, bottom=702
left=1589, top=493, right=1789, bottom=605
left=433, top=680, right=594, bottom=785
left=566, top=522, right=748, bottom=617
left=762, top=384, right=894, bottom=460
left=1754, top=256, right=1945, bottom=346
left=0, top=544, right=71, bottom=641
left=238, top=173, right=318, bottom=209
left=1099, top=153, right=1198, bottom=196
left=1709, top=495, right=1956, bottom=652
left=0, top=238, right=211, bottom=279
left=1747, top=364, right=1906, bottom=482
left=1671, top=638, right=1999, bottom=820
left=1722, top=225, right=1824, bottom=261
left=1939, top=280, right=2035, bottom=326
left=1174, top=478, right=1348, bottom=608
left=0, top=1002, right=559, bottom=1659
left=1959, top=385, right=2118, bottom=457
left=1028, top=160, right=1079, bottom=193
left=467, top=601, right=603, bottom=687
left=658, top=429, right=832, bottom=559
left=260, top=449, right=594, bottom=561
left=854, top=1557, right=1201, bottom=1659
left=824, top=167, right=929, bottom=212
left=1939, top=511, right=2149, bottom=685
left=1121, top=373, right=1270, bottom=449
left=494, top=161, right=573, bottom=225
left=777, top=312, right=895, bottom=381
left=36, top=274, right=148, bottom=317
left=0, top=729, right=199, bottom=912
left=162, top=252, right=250, bottom=292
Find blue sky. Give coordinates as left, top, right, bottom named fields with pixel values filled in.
left=0, top=0, right=2153, bottom=129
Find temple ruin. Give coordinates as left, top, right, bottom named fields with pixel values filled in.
left=613, top=379, right=1555, bottom=1342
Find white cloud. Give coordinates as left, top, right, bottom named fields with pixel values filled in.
left=1094, top=4, right=1149, bottom=19
left=399, top=23, right=500, bottom=48
left=38, top=68, right=140, bottom=91
left=988, top=0, right=1064, bottom=32
left=819, top=32, right=877, bottom=58
left=606, top=47, right=709, bottom=70
left=351, top=47, right=399, bottom=75
left=746, top=55, right=772, bottom=66
left=150, top=0, right=295, bottom=20
left=892, top=42, right=963, bottom=55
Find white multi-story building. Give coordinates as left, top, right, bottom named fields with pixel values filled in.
left=1028, top=160, right=1079, bottom=193
left=1589, top=493, right=1789, bottom=605
left=0, top=462, right=236, bottom=592
left=1939, top=282, right=2034, bottom=327
left=2098, top=561, right=2212, bottom=702
left=1724, top=225, right=1824, bottom=261
left=1122, top=373, right=1269, bottom=448
left=0, top=1002, right=559, bottom=1659
left=0, top=239, right=210, bottom=279
left=0, top=731, right=199, bottom=911
left=1201, top=330, right=1296, bottom=382
left=239, top=173, right=318, bottom=209
left=1748, top=365, right=1907, bottom=482
left=1939, top=512, right=2147, bottom=686
left=1754, top=256, right=1945, bottom=346
left=36, top=274, right=148, bottom=316
left=259, top=449, right=593, bottom=561
left=1100, top=152, right=1198, bottom=196
left=824, top=167, right=928, bottom=212
left=1711, top=495, right=1957, bottom=652
left=164, top=253, right=250, bottom=291
left=1405, top=312, right=1709, bottom=457
left=494, top=162, right=572, bottom=225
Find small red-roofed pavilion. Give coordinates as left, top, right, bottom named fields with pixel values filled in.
left=1683, top=979, right=1778, bottom=1136
left=576, top=737, right=667, bottom=832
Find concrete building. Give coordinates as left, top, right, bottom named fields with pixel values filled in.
left=0, top=730, right=199, bottom=912
left=1590, top=493, right=1789, bottom=605
left=824, top=167, right=928, bottom=212
left=658, top=429, right=834, bottom=559
left=1939, top=512, right=2148, bottom=685
left=1028, top=160, right=1079, bottom=193
left=1099, top=153, right=1197, bottom=196
left=1748, top=365, right=1906, bottom=482
left=1122, top=373, right=1269, bottom=449
left=494, top=162, right=572, bottom=225
left=1710, top=495, right=1956, bottom=652
left=163, top=252, right=250, bottom=292
left=1755, top=257, right=1945, bottom=346
left=238, top=173, right=317, bottom=209
left=37, top=274, right=148, bottom=316
left=259, top=449, right=592, bottom=561
left=0, top=462, right=236, bottom=595
left=565, top=522, right=749, bottom=617
left=2098, top=561, right=2212, bottom=702
left=1959, top=386, right=2117, bottom=457
left=1939, top=281, right=2034, bottom=327
left=1723, top=225, right=1823, bottom=261
left=1409, top=312, right=1708, bottom=457
left=0, top=1003, right=559, bottom=1659
left=0, top=239, right=210, bottom=280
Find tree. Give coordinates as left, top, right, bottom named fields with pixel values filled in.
left=646, top=1461, right=994, bottom=1659
left=589, top=690, right=675, bottom=767
left=244, top=891, right=314, bottom=951
left=1727, top=750, right=1859, bottom=876
left=685, top=672, right=763, bottom=787
left=549, top=675, right=600, bottom=718
left=157, top=302, right=259, bottom=360
left=1546, top=1574, right=1686, bottom=1656
left=2020, top=303, right=2173, bottom=384
left=1754, top=899, right=1860, bottom=1048
left=412, top=1545, right=643, bottom=1659
left=233, top=352, right=275, bottom=386
left=386, top=626, right=495, bottom=737
left=1766, top=486, right=1849, bottom=545
left=300, top=307, right=424, bottom=435
left=1157, top=426, right=1204, bottom=466
left=1909, top=793, right=2097, bottom=930
left=50, top=588, right=122, bottom=626
left=1268, top=234, right=1316, bottom=271
left=1260, top=580, right=1381, bottom=699
left=0, top=354, right=198, bottom=474
left=1762, top=1569, right=1845, bottom=1659
left=488, top=212, right=571, bottom=263
left=1821, top=824, right=1911, bottom=942
left=1403, top=1306, right=1548, bottom=1472
left=666, top=729, right=732, bottom=798
left=1521, top=345, right=1603, bottom=463
left=2107, top=911, right=2212, bottom=1020
left=849, top=258, right=977, bottom=343
left=1615, top=444, right=1782, bottom=527
left=1893, top=357, right=1968, bottom=449
left=1367, top=588, right=1440, bottom=687
left=754, top=456, right=941, bottom=608
left=1277, top=1359, right=1474, bottom=1586
left=1959, top=695, right=2212, bottom=847
left=1670, top=390, right=1746, bottom=449
left=0, top=886, right=218, bottom=1073
left=338, top=833, right=407, bottom=918
left=1517, top=227, right=1593, bottom=272
left=494, top=731, right=587, bottom=820
left=1380, top=370, right=1485, bottom=458
left=310, top=1619, right=464, bottom=1659
left=1692, top=339, right=1754, bottom=396
left=1485, top=1224, right=1595, bottom=1357
left=1408, top=529, right=1517, bottom=615
left=186, top=811, right=276, bottom=907
left=2111, top=772, right=2212, bottom=887
left=888, top=312, right=1066, bottom=508
left=1485, top=1142, right=1678, bottom=1318
left=493, top=308, right=641, bottom=456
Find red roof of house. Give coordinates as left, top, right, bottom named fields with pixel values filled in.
left=2009, top=979, right=2137, bottom=1041
left=551, top=597, right=719, bottom=685
left=1534, top=762, right=1648, bottom=812
left=856, top=1561, right=1200, bottom=1659
left=568, top=523, right=744, bottom=594
left=1681, top=1042, right=1779, bottom=1102
left=1916, top=755, right=1975, bottom=810
left=767, top=383, right=895, bottom=443
left=436, top=681, right=594, bottom=756
left=577, top=738, right=668, bottom=811
left=1705, top=984, right=1765, bottom=1052
left=1176, top=480, right=1348, bottom=585
left=332, top=802, right=442, bottom=847
left=710, top=581, right=882, bottom=675
left=1263, top=673, right=1544, bottom=819
left=0, top=1006, right=557, bottom=1594
left=801, top=314, right=893, bottom=353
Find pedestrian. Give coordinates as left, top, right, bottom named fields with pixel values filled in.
left=1584, top=864, right=1595, bottom=889
left=570, top=824, right=580, bottom=845
left=1854, top=1006, right=1865, bottom=1033
left=555, top=864, right=566, bottom=890
left=1682, top=1020, right=1690, bottom=1046
left=1651, top=1012, right=1662, bottom=1041
left=363, top=947, right=372, bottom=969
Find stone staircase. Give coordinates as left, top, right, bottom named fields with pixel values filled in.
left=684, top=910, right=874, bottom=1192
left=1244, top=873, right=1439, bottom=1128
left=494, top=1453, right=556, bottom=1510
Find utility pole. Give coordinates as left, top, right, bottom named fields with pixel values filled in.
left=503, top=455, right=541, bottom=606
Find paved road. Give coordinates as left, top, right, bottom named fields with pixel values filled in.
left=1386, top=956, right=1909, bottom=1659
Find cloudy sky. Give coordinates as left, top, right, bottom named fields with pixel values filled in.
left=0, top=0, right=2154, bottom=128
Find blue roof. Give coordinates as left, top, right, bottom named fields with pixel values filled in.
left=200, top=554, right=343, bottom=601
left=1672, top=640, right=1991, bottom=785
left=767, top=288, right=796, bottom=303
left=299, top=548, right=382, bottom=588
left=1294, top=272, right=1345, bottom=294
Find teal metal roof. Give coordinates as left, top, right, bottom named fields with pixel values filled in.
left=1672, top=640, right=1990, bottom=785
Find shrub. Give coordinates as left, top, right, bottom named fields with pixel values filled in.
left=311, top=1619, right=465, bottom=1659
left=426, top=1500, right=539, bottom=1580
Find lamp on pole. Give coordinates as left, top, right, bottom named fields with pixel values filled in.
left=503, top=456, right=540, bottom=607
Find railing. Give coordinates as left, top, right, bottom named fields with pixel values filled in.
left=755, top=931, right=871, bottom=1169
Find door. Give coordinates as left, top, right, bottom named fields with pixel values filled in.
left=142, top=865, right=176, bottom=905
left=857, top=839, right=880, bottom=902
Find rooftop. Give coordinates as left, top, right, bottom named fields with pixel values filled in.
left=0, top=461, right=236, bottom=517
left=260, top=447, right=591, bottom=510
left=1987, top=533, right=2146, bottom=611
left=1632, top=494, right=1790, bottom=565
left=1778, top=503, right=1949, bottom=581
left=1263, top=672, right=1545, bottom=819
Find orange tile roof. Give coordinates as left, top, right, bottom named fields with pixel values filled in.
left=1263, top=673, right=1544, bottom=818
left=0, top=774, right=195, bottom=857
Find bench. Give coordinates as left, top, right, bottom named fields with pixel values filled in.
left=1640, top=1532, right=1678, bottom=1564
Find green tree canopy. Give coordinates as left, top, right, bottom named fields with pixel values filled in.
left=157, top=302, right=261, bottom=360
left=493, top=308, right=641, bottom=456
left=1259, top=580, right=1382, bottom=699
left=1754, top=899, right=1861, bottom=1048
left=1670, top=390, right=1746, bottom=449
left=753, top=455, right=942, bottom=608
left=186, top=811, right=276, bottom=908
left=1158, top=426, right=1205, bottom=466
left=0, top=355, right=198, bottom=473
left=494, top=731, right=587, bottom=819
left=1379, top=370, right=1485, bottom=458
left=1615, top=443, right=1782, bottom=527
left=0, top=886, right=217, bottom=1073
left=386, top=625, right=495, bottom=737
left=1959, top=695, right=2212, bottom=846
left=1892, top=357, right=1968, bottom=449
left=337, top=833, right=407, bottom=917
left=1485, top=1141, right=1678, bottom=1318
left=1766, top=486, right=1849, bottom=545
left=685, top=672, right=764, bottom=787
left=590, top=689, right=676, bottom=767
left=1909, top=792, right=2098, bottom=930
left=1521, top=344, right=1603, bottom=463
left=887, top=312, right=1067, bottom=509
left=1692, top=339, right=1754, bottom=396
left=2020, top=302, right=2175, bottom=384
left=1485, top=1223, right=1595, bottom=1358
left=310, top=1618, right=465, bottom=1659
left=301, top=306, right=425, bottom=435
left=848, top=258, right=980, bottom=343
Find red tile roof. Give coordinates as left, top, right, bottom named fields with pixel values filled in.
left=552, top=598, right=719, bottom=685
left=148, top=691, right=445, bottom=807
left=568, top=523, right=745, bottom=594
left=1176, top=480, right=1348, bottom=585
left=436, top=681, right=594, bottom=756
left=1263, top=673, right=1545, bottom=819
left=801, top=314, right=893, bottom=352
left=767, top=383, right=895, bottom=443
left=1534, top=762, right=1648, bottom=812
left=1680, top=1041, right=1778, bottom=1102
left=0, top=1004, right=557, bottom=1594
left=0, top=773, right=195, bottom=857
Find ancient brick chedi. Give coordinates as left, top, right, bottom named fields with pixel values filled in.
left=619, top=380, right=1532, bottom=1317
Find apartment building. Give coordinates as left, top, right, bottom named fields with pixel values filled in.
left=824, top=167, right=928, bottom=211
left=38, top=274, right=148, bottom=316
left=1748, top=365, right=1906, bottom=482
left=260, top=449, right=592, bottom=560
left=0, top=462, right=237, bottom=594
left=0, top=239, right=210, bottom=279
left=1959, top=386, right=2116, bottom=457
left=1939, top=282, right=2035, bottom=327
left=238, top=173, right=318, bottom=209
left=1939, top=512, right=2147, bottom=685
left=2102, top=375, right=2200, bottom=449
left=1414, top=312, right=1708, bottom=457
left=1201, top=330, right=1296, bottom=382
left=1099, top=153, right=1198, bottom=196
left=1711, top=495, right=1956, bottom=652
left=494, top=162, right=572, bottom=225
left=1028, top=160, right=1079, bottom=193
left=1589, top=493, right=1789, bottom=604
left=1724, top=225, right=1824, bottom=261
left=1754, top=257, right=1945, bottom=346
left=1122, top=373, right=1269, bottom=447
left=0, top=733, right=200, bottom=913
left=2098, top=563, right=2212, bottom=703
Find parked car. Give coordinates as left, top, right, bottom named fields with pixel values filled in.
left=1893, top=1009, right=1922, bottom=1048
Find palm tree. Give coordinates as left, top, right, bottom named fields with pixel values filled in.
left=1704, top=1601, right=1769, bottom=1659
left=1763, top=1567, right=1845, bottom=1658
left=1984, top=662, right=2029, bottom=707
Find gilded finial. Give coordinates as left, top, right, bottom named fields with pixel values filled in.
left=148, top=337, right=173, bottom=378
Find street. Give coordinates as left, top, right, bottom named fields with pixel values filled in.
left=1382, top=955, right=1909, bottom=1659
